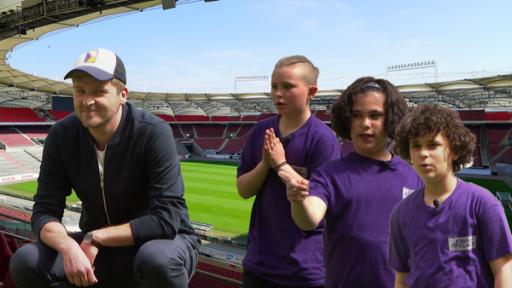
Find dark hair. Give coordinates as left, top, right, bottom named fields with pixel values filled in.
left=330, top=76, right=407, bottom=140
left=394, top=104, right=475, bottom=172
left=273, top=55, right=319, bottom=85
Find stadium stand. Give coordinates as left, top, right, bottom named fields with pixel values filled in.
left=189, top=273, right=241, bottom=288
left=240, top=114, right=259, bottom=121
left=195, top=138, right=225, bottom=152
left=226, top=124, right=241, bottom=138
left=156, top=114, right=175, bottom=122
left=486, top=124, right=511, bottom=163
left=195, top=125, right=226, bottom=138
left=458, top=109, right=485, bottom=121
left=48, top=110, right=71, bottom=121
left=175, top=115, right=210, bottom=122
left=211, top=115, right=242, bottom=122
left=0, top=128, right=37, bottom=148
left=196, top=261, right=243, bottom=282
left=220, top=138, right=246, bottom=155
left=234, top=124, right=253, bottom=138
left=313, top=110, right=331, bottom=121
left=0, top=149, right=41, bottom=177
left=0, top=108, right=45, bottom=123
left=180, top=124, right=195, bottom=139
left=171, top=126, right=186, bottom=140
left=467, top=125, right=483, bottom=166
left=16, top=127, right=48, bottom=139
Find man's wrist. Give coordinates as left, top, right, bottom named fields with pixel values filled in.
left=83, top=232, right=101, bottom=248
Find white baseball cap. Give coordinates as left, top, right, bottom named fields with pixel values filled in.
left=64, top=48, right=126, bottom=84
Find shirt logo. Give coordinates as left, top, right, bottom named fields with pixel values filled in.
left=402, top=187, right=415, bottom=199
left=84, top=50, right=98, bottom=63
left=448, top=236, right=477, bottom=251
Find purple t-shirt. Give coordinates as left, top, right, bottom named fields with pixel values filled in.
left=237, top=115, right=340, bottom=286
left=389, top=178, right=512, bottom=288
left=308, top=152, right=423, bottom=288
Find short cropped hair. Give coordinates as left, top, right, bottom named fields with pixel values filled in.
left=330, top=76, right=407, bottom=140
left=394, top=104, right=475, bottom=172
left=273, top=55, right=320, bottom=85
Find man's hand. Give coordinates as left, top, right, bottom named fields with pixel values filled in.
left=287, top=178, right=309, bottom=203
left=62, top=241, right=98, bottom=287
left=80, top=240, right=99, bottom=266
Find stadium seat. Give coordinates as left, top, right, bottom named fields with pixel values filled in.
left=0, top=232, right=13, bottom=283
left=497, top=191, right=512, bottom=213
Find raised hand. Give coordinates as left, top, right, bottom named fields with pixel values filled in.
left=264, top=128, right=286, bottom=169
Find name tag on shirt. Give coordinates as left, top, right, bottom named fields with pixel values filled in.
left=402, top=187, right=415, bottom=199
left=448, top=236, right=477, bottom=251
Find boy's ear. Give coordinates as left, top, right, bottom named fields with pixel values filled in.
left=308, top=85, right=318, bottom=99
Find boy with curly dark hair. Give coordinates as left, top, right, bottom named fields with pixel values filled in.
left=390, top=103, right=512, bottom=287
left=287, top=77, right=423, bottom=287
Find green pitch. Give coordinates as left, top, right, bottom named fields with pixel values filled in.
left=0, top=162, right=253, bottom=238
left=2, top=163, right=511, bottom=238
left=181, top=161, right=252, bottom=237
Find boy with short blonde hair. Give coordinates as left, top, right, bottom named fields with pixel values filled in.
left=237, top=55, right=340, bottom=287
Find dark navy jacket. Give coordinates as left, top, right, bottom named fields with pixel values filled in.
left=32, top=102, right=197, bottom=245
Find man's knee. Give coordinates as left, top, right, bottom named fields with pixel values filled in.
left=10, top=243, right=45, bottom=287
left=134, top=239, right=195, bottom=287
left=134, top=240, right=183, bottom=272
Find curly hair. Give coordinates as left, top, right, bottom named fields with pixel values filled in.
left=394, top=104, right=475, bottom=172
left=330, top=76, right=408, bottom=140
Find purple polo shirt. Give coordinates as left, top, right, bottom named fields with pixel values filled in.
left=389, top=178, right=512, bottom=287
left=309, top=152, right=423, bottom=288
left=237, top=115, right=340, bottom=286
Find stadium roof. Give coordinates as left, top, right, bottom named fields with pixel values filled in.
left=0, top=0, right=512, bottom=108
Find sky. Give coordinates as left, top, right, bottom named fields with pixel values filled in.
left=5, top=0, right=512, bottom=93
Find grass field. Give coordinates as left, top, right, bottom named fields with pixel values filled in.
left=1, top=163, right=511, bottom=238
left=181, top=162, right=252, bottom=237
left=462, top=178, right=512, bottom=193
left=0, top=161, right=253, bottom=238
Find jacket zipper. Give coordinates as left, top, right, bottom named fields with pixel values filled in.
left=96, top=146, right=112, bottom=226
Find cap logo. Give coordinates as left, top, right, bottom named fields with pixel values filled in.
left=84, top=50, right=98, bottom=63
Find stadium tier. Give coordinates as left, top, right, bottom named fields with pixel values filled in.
left=0, top=108, right=45, bottom=123
left=0, top=128, right=37, bottom=148
left=195, top=125, right=226, bottom=138
left=47, top=110, right=71, bottom=121
left=0, top=107, right=510, bottom=164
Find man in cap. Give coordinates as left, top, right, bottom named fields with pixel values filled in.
left=9, top=48, right=199, bottom=287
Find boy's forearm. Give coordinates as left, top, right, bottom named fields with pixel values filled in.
left=237, top=161, right=271, bottom=199
left=277, top=163, right=303, bottom=185
left=291, top=196, right=326, bottom=231
left=491, top=255, right=512, bottom=288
